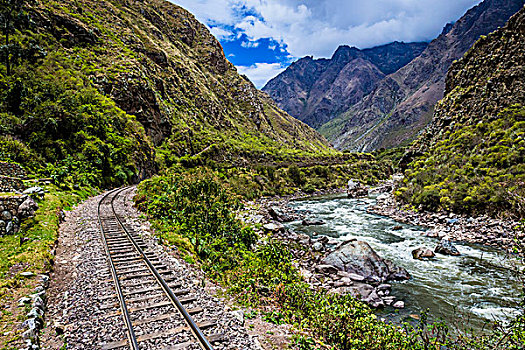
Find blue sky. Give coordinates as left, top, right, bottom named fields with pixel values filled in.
left=170, top=0, right=482, bottom=88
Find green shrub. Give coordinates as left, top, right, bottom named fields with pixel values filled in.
left=136, top=169, right=257, bottom=273
left=136, top=170, right=525, bottom=350
left=288, top=164, right=305, bottom=186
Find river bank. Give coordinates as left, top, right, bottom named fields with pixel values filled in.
left=240, top=186, right=411, bottom=310
left=240, top=180, right=523, bottom=325
left=367, top=190, right=522, bottom=254
left=250, top=177, right=522, bottom=254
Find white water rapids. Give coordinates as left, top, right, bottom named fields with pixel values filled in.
left=286, top=193, right=523, bottom=331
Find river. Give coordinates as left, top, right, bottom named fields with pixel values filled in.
left=286, top=193, right=522, bottom=331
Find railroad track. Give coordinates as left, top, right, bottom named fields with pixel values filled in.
left=97, top=187, right=220, bottom=350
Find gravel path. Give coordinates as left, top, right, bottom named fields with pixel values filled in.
left=41, top=188, right=259, bottom=350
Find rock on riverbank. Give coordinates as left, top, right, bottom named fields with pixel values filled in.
left=240, top=197, right=409, bottom=309
left=367, top=191, right=520, bottom=252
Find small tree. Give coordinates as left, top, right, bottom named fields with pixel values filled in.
left=0, top=0, right=27, bottom=76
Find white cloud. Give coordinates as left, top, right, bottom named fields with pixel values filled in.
left=209, top=26, right=234, bottom=40
left=240, top=40, right=260, bottom=48
left=172, top=0, right=234, bottom=24
left=169, top=0, right=482, bottom=58
left=237, top=63, right=287, bottom=88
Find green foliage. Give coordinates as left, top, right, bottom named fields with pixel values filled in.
left=290, top=335, right=316, bottom=350
left=400, top=106, right=525, bottom=218
left=225, top=239, right=300, bottom=305
left=288, top=164, right=305, bottom=186
left=0, top=0, right=341, bottom=189
left=0, top=135, right=40, bottom=167
left=135, top=169, right=257, bottom=272
left=136, top=171, right=418, bottom=348
left=215, top=157, right=392, bottom=200
left=0, top=0, right=33, bottom=76
left=0, top=26, right=155, bottom=187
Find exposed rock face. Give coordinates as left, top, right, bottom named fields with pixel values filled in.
left=362, top=42, right=430, bottom=75
left=320, top=239, right=410, bottom=283
left=263, top=42, right=427, bottom=128
left=412, top=4, right=525, bottom=156
left=322, top=0, right=525, bottom=151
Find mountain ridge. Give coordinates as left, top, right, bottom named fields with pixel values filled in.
left=262, top=41, right=428, bottom=129
left=398, top=4, right=525, bottom=217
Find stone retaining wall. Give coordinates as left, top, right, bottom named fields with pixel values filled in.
left=0, top=161, right=26, bottom=178
left=0, top=175, right=24, bottom=192
left=0, top=195, right=26, bottom=236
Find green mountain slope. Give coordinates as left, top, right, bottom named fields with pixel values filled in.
left=0, top=0, right=334, bottom=187
left=398, top=5, right=525, bottom=217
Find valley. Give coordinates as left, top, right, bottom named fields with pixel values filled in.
left=0, top=0, right=524, bottom=349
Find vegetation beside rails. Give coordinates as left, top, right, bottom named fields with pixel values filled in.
left=135, top=170, right=525, bottom=349
left=0, top=185, right=90, bottom=349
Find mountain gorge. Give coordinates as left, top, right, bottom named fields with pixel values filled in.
left=0, top=0, right=333, bottom=187
left=326, top=0, right=525, bottom=152
left=263, top=42, right=427, bottom=128
left=2, top=0, right=525, bottom=349
left=265, top=0, right=524, bottom=152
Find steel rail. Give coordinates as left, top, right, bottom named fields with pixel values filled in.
left=98, top=187, right=140, bottom=350
left=111, top=187, right=214, bottom=350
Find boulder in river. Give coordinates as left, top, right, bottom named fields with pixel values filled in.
left=435, top=237, right=460, bottom=256
left=320, top=239, right=410, bottom=283
left=268, top=207, right=294, bottom=222
left=393, top=301, right=405, bottom=309
left=411, top=247, right=435, bottom=260
left=347, top=180, right=368, bottom=198
left=315, top=264, right=339, bottom=275
left=312, top=242, right=323, bottom=251
left=302, top=218, right=325, bottom=226
left=262, top=222, right=284, bottom=233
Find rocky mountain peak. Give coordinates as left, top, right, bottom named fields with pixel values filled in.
left=331, top=45, right=364, bottom=62
left=263, top=41, right=428, bottom=129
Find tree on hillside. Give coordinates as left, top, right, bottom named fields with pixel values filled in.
left=0, top=0, right=28, bottom=76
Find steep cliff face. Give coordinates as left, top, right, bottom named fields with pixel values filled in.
left=398, top=5, right=525, bottom=217
left=262, top=42, right=427, bottom=129
left=323, top=0, right=525, bottom=152
left=0, top=0, right=334, bottom=185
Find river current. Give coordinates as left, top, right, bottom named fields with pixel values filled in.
left=286, top=194, right=522, bottom=331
